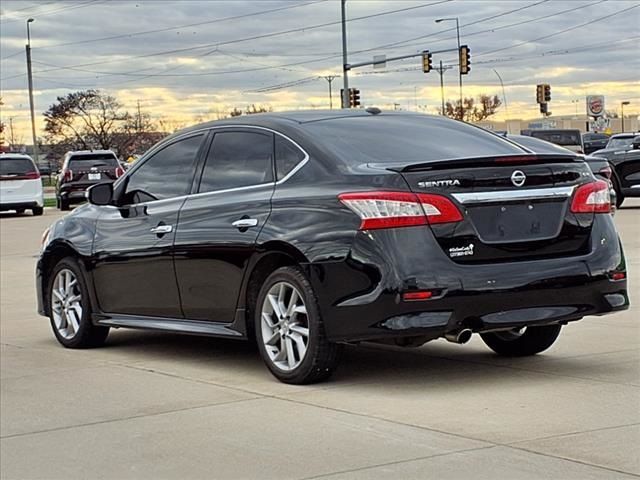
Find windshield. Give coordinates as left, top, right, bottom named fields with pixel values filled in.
left=0, top=158, right=36, bottom=175
left=530, top=131, right=581, bottom=146
left=607, top=137, right=633, bottom=149
left=68, top=154, right=119, bottom=169
left=302, top=115, right=524, bottom=164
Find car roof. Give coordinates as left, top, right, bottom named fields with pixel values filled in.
left=609, top=133, right=639, bottom=139
left=66, top=149, right=116, bottom=156
left=0, top=153, right=34, bottom=161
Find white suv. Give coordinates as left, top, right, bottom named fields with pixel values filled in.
left=0, top=153, right=44, bottom=216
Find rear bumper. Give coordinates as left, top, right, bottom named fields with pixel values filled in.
left=0, top=200, right=43, bottom=211
left=307, top=215, right=629, bottom=343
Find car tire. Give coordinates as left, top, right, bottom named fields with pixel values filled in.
left=48, top=258, right=109, bottom=348
left=480, top=324, right=561, bottom=357
left=255, top=266, right=341, bottom=384
left=15, top=208, right=25, bottom=214
left=611, top=176, right=624, bottom=208
left=32, top=207, right=44, bottom=216
left=59, top=197, right=70, bottom=211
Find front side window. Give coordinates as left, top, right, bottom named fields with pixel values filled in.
left=123, top=134, right=203, bottom=204
left=199, top=131, right=273, bottom=193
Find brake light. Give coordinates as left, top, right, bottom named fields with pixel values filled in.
left=339, top=191, right=463, bottom=230
left=402, top=290, right=434, bottom=301
left=570, top=181, right=610, bottom=213
left=598, top=165, right=612, bottom=179
left=62, top=169, right=73, bottom=182
left=115, top=166, right=124, bottom=178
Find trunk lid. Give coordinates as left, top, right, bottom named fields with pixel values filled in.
left=387, top=154, right=595, bottom=263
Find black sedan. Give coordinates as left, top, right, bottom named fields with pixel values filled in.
left=591, top=135, right=640, bottom=206
left=36, top=111, right=629, bottom=384
left=582, top=132, right=609, bottom=154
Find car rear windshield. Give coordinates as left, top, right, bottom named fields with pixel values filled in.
left=68, top=154, right=118, bottom=169
left=0, top=158, right=35, bottom=175
left=302, top=115, right=524, bottom=164
left=530, top=131, right=581, bottom=146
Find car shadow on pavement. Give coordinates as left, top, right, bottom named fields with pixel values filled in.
left=66, top=328, right=610, bottom=389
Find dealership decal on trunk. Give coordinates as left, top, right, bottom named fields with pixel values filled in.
left=449, top=243, right=475, bottom=258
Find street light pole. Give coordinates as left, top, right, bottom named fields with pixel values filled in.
left=340, top=0, right=350, bottom=109
left=25, top=18, right=38, bottom=163
left=492, top=69, right=508, bottom=126
left=621, top=101, right=630, bottom=132
left=435, top=17, right=462, bottom=119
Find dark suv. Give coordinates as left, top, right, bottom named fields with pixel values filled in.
left=56, top=150, right=123, bottom=210
left=37, top=111, right=629, bottom=384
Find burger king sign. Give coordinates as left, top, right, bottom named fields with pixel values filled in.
left=586, top=95, right=605, bottom=118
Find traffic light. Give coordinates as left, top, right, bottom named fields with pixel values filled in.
left=349, top=88, right=361, bottom=107
left=459, top=45, right=471, bottom=75
left=540, top=102, right=548, bottom=115
left=543, top=84, right=551, bottom=102
left=422, top=51, right=432, bottom=73
left=536, top=84, right=544, bottom=104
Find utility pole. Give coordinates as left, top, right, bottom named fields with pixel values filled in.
left=340, top=0, right=349, bottom=109
left=621, top=101, right=630, bottom=132
left=435, top=61, right=452, bottom=115
left=136, top=99, right=142, bottom=133
left=435, top=17, right=462, bottom=119
left=323, top=76, right=338, bottom=109
left=492, top=69, right=509, bottom=126
left=25, top=18, right=38, bottom=163
left=8, top=117, right=17, bottom=147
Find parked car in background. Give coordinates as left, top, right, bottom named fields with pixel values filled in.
left=36, top=111, right=628, bottom=384
left=525, top=129, right=584, bottom=154
left=56, top=150, right=124, bottom=211
left=590, top=135, right=640, bottom=206
left=503, top=134, right=618, bottom=208
left=582, top=132, right=610, bottom=154
left=0, top=153, right=44, bottom=215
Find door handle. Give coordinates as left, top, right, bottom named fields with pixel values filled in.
left=232, top=218, right=258, bottom=229
left=150, top=224, right=173, bottom=234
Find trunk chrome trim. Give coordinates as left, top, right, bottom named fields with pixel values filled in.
left=452, top=186, right=575, bottom=204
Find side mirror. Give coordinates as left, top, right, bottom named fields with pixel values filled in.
left=87, top=182, right=113, bottom=206
left=632, top=140, right=640, bottom=150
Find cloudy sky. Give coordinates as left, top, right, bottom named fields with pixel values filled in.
left=1, top=0, right=638, bottom=140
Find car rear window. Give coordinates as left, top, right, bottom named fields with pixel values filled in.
left=530, top=131, right=581, bottom=146
left=302, top=115, right=524, bottom=164
left=68, top=154, right=119, bottom=169
left=0, top=158, right=36, bottom=175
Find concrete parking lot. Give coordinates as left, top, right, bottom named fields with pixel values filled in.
left=1, top=202, right=639, bottom=479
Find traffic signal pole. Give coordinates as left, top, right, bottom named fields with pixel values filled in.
left=341, top=0, right=350, bottom=109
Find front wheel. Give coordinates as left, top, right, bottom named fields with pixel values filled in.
left=255, top=266, right=341, bottom=384
left=32, top=206, right=44, bottom=216
left=480, top=324, right=561, bottom=357
left=48, top=258, right=109, bottom=348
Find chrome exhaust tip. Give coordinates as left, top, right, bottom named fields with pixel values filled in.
left=445, top=328, right=472, bottom=344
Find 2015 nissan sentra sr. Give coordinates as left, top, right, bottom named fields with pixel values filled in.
left=36, top=110, right=629, bottom=384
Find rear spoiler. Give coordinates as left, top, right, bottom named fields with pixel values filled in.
left=376, top=154, right=583, bottom=173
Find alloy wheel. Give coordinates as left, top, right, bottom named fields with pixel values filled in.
left=51, top=268, right=83, bottom=340
left=260, top=281, right=309, bottom=371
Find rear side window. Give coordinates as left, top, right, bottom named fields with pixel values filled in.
left=0, top=158, right=35, bottom=175
left=68, top=153, right=119, bottom=169
left=530, top=131, right=581, bottom=146
left=275, top=135, right=305, bottom=180
left=198, top=131, right=273, bottom=193
left=123, top=134, right=204, bottom=203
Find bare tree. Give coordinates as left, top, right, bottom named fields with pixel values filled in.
left=444, top=95, right=502, bottom=122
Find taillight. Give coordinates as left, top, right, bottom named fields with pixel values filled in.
left=570, top=181, right=610, bottom=213
left=598, top=165, right=612, bottom=179
left=62, top=169, right=73, bottom=182
left=115, top=166, right=124, bottom=178
left=339, top=191, right=463, bottom=230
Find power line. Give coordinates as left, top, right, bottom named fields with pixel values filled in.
left=476, top=3, right=639, bottom=58
left=0, top=1, right=59, bottom=16
left=0, top=0, right=104, bottom=24
left=32, top=0, right=329, bottom=50
left=16, top=0, right=451, bottom=77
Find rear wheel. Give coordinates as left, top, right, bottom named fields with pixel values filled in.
left=255, top=266, right=341, bottom=384
left=612, top=176, right=624, bottom=208
left=15, top=208, right=25, bottom=214
left=32, top=206, right=44, bottom=216
left=59, top=197, right=70, bottom=211
left=48, top=258, right=109, bottom=348
left=481, top=324, right=561, bottom=357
